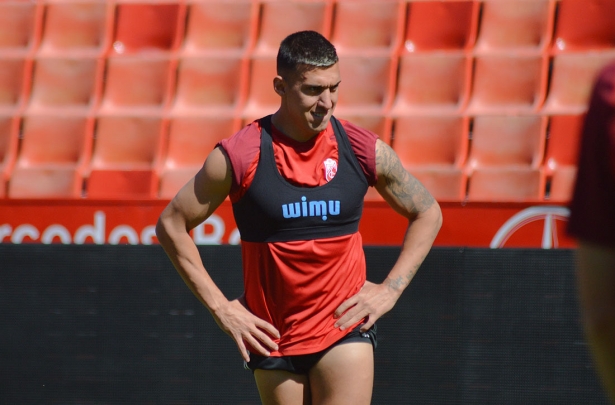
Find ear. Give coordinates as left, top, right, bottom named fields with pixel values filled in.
left=273, top=76, right=286, bottom=96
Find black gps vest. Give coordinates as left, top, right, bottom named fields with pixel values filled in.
left=232, top=115, right=369, bottom=243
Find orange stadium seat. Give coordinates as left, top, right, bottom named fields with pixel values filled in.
left=391, top=53, right=470, bottom=114
left=467, top=114, right=546, bottom=168
left=545, top=114, right=585, bottom=202
left=402, top=1, right=478, bottom=52
left=334, top=114, right=391, bottom=144
left=474, top=0, right=554, bottom=53
left=331, top=0, right=402, bottom=55
left=392, top=115, right=468, bottom=201
left=182, top=1, right=256, bottom=54
left=8, top=114, right=91, bottom=198
left=28, top=56, right=100, bottom=111
left=158, top=116, right=237, bottom=199
left=552, top=0, right=615, bottom=52
left=100, top=55, right=171, bottom=111
left=465, top=114, right=547, bottom=202
left=242, top=56, right=279, bottom=120
left=254, top=0, right=331, bottom=56
left=38, top=1, right=109, bottom=56
left=172, top=55, right=246, bottom=114
left=467, top=54, right=547, bottom=113
left=112, top=3, right=180, bottom=54
left=335, top=55, right=395, bottom=115
left=467, top=167, right=545, bottom=202
left=87, top=115, right=162, bottom=199
left=543, top=51, right=615, bottom=113
left=0, top=115, right=18, bottom=198
left=0, top=1, right=38, bottom=52
left=0, top=57, right=29, bottom=109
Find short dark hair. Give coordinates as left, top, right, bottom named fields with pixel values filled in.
left=277, top=30, right=338, bottom=79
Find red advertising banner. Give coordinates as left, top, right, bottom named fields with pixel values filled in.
left=0, top=199, right=575, bottom=248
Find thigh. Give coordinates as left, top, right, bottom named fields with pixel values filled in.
left=254, top=369, right=311, bottom=405
left=308, top=341, right=374, bottom=405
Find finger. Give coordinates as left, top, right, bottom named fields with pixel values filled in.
left=244, top=333, right=272, bottom=357
left=359, top=317, right=375, bottom=332
left=334, top=296, right=357, bottom=319
left=254, top=318, right=280, bottom=339
left=335, top=306, right=364, bottom=330
left=253, top=328, right=279, bottom=352
left=235, top=337, right=250, bottom=363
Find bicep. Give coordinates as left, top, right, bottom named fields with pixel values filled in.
left=163, top=146, right=232, bottom=231
left=374, top=139, right=436, bottom=219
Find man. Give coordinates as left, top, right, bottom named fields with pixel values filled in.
left=568, top=60, right=615, bottom=404
left=156, top=30, right=442, bottom=405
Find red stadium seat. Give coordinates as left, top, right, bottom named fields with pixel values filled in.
left=409, top=168, right=467, bottom=202
left=474, top=0, right=555, bottom=53
left=112, top=3, right=180, bottom=54
left=552, top=0, right=615, bottom=52
left=334, top=114, right=392, bottom=144
left=254, top=1, right=331, bottom=56
left=393, top=115, right=469, bottom=201
left=393, top=115, right=468, bottom=167
left=0, top=114, right=19, bottom=198
left=0, top=1, right=38, bottom=52
left=331, top=1, right=403, bottom=55
left=467, top=167, right=545, bottom=202
left=172, top=55, right=246, bottom=114
left=158, top=116, right=237, bottom=199
left=38, top=1, right=110, bottom=56
left=8, top=114, right=91, bottom=198
left=28, top=56, right=101, bottom=111
left=543, top=52, right=615, bottom=114
left=100, top=55, right=172, bottom=111
left=182, top=1, right=257, bottom=54
left=467, top=114, right=546, bottom=168
left=335, top=55, right=395, bottom=116
left=87, top=114, right=163, bottom=199
left=402, top=1, right=479, bottom=52
left=242, top=56, right=279, bottom=119
left=391, top=53, right=471, bottom=114
left=467, top=54, right=548, bottom=114
left=544, top=114, right=585, bottom=202
left=0, top=57, right=29, bottom=109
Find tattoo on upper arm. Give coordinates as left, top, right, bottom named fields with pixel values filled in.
left=376, top=141, right=435, bottom=213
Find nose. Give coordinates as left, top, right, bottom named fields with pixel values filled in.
left=317, top=89, right=334, bottom=110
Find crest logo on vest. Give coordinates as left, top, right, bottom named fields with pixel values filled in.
left=282, top=196, right=340, bottom=221
left=323, top=158, right=337, bottom=182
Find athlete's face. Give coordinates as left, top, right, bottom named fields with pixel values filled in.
left=277, top=63, right=341, bottom=139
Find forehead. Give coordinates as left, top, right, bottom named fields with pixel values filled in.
left=297, top=63, right=341, bottom=86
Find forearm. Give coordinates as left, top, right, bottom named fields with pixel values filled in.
left=383, top=203, right=442, bottom=296
left=156, top=215, right=228, bottom=314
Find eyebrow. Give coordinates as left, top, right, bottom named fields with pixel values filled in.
left=303, top=81, right=342, bottom=91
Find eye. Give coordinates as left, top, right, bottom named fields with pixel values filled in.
left=330, top=84, right=339, bottom=93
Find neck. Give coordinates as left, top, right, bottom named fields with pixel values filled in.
left=271, top=111, right=319, bottom=143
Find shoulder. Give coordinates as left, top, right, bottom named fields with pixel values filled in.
left=335, top=117, right=379, bottom=185
left=219, top=120, right=262, bottom=152
left=337, top=118, right=379, bottom=144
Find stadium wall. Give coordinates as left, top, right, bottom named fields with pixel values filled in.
left=0, top=245, right=608, bottom=404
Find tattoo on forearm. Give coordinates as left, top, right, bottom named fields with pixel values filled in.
left=376, top=142, right=435, bottom=213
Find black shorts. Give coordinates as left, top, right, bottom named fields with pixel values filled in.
left=245, top=323, right=377, bottom=374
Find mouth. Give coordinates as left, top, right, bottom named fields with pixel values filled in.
left=312, top=111, right=328, bottom=119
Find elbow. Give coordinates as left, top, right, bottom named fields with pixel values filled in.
left=428, top=200, right=443, bottom=234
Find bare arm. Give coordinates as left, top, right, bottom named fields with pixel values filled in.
left=156, top=147, right=279, bottom=361
left=334, top=139, right=442, bottom=330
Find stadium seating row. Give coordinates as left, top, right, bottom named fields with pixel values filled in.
left=0, top=0, right=613, bottom=202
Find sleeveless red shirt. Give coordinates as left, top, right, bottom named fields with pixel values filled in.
left=218, top=118, right=378, bottom=355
